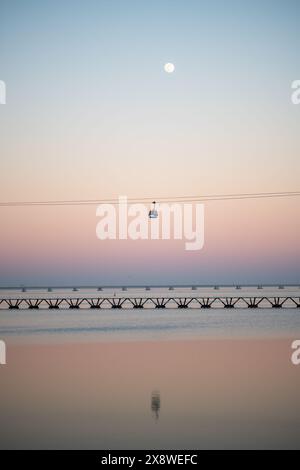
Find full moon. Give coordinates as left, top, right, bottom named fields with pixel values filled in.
left=164, top=63, right=175, bottom=73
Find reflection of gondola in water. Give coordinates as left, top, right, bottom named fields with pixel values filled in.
left=151, top=390, right=161, bottom=421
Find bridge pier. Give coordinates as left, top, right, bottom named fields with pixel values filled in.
left=45, top=299, right=63, bottom=310
left=107, top=298, right=126, bottom=309
left=243, top=297, right=264, bottom=309
left=195, top=298, right=215, bottom=309
left=25, top=300, right=43, bottom=309
left=290, top=297, right=300, bottom=308
left=128, top=298, right=148, bottom=309
left=86, top=298, right=105, bottom=309
left=5, top=300, right=23, bottom=309
left=174, top=298, right=193, bottom=309
left=266, top=297, right=288, bottom=309
left=65, top=299, right=84, bottom=309
left=219, top=297, right=240, bottom=309
left=151, top=298, right=170, bottom=309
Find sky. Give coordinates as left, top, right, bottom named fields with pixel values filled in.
left=0, top=0, right=299, bottom=286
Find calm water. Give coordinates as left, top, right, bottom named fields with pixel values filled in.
left=1, top=286, right=300, bottom=449
left=1, top=338, right=300, bottom=449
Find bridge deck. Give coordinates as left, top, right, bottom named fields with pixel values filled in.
left=0, top=296, right=300, bottom=309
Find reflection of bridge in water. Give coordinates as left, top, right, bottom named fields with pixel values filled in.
left=1, top=296, right=300, bottom=309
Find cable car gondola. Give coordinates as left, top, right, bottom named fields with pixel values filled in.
left=148, top=201, right=158, bottom=219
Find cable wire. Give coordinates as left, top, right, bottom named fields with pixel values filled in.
left=0, top=191, right=299, bottom=207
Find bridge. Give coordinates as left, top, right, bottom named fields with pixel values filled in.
left=0, top=296, right=300, bottom=310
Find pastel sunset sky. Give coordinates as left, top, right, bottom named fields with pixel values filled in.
left=0, top=0, right=299, bottom=285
